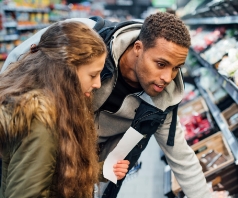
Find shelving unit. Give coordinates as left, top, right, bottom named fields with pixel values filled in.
left=166, top=1, right=238, bottom=197
left=3, top=21, right=17, bottom=28
left=183, top=8, right=238, bottom=168
left=49, top=4, right=71, bottom=22
left=17, top=24, right=49, bottom=30
left=0, top=2, right=71, bottom=62
left=0, top=34, right=19, bottom=42
left=184, top=16, right=238, bottom=25
left=2, top=6, right=50, bottom=13
left=189, top=48, right=238, bottom=104
left=195, top=78, right=238, bottom=164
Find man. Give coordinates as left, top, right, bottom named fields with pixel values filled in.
left=2, top=12, right=211, bottom=198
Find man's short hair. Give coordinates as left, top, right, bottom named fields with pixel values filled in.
left=139, top=12, right=191, bottom=50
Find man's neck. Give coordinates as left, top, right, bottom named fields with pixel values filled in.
left=119, top=46, right=141, bottom=89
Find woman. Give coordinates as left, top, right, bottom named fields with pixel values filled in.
left=0, top=21, right=129, bottom=198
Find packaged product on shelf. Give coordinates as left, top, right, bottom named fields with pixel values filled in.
left=211, top=191, right=229, bottom=198
left=221, top=103, right=238, bottom=131
left=171, top=132, right=236, bottom=196
left=222, top=0, right=238, bottom=15
left=0, top=14, right=2, bottom=30
left=199, top=150, right=227, bottom=172
left=218, top=48, right=238, bottom=78
left=43, top=13, right=49, bottom=23
left=191, top=27, right=226, bottom=53
left=178, top=96, right=213, bottom=145
left=231, top=0, right=238, bottom=12
left=30, top=13, right=36, bottom=24
left=192, top=132, right=234, bottom=176
left=0, top=53, right=7, bottom=60
left=211, top=88, right=229, bottom=104
left=207, top=181, right=230, bottom=198
left=35, top=13, right=42, bottom=23
left=180, top=82, right=200, bottom=105
left=201, top=37, right=238, bottom=65
left=41, top=0, right=50, bottom=8
left=199, top=67, right=229, bottom=104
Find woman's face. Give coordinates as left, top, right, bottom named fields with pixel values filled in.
left=76, top=53, right=106, bottom=97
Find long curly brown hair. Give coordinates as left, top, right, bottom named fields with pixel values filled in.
left=0, top=21, right=107, bottom=197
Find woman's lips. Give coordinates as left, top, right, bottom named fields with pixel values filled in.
left=85, top=92, right=91, bottom=97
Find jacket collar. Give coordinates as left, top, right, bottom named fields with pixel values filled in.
left=0, top=90, right=56, bottom=141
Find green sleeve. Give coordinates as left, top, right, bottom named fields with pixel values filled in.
left=98, top=161, right=108, bottom=183
left=3, top=119, right=57, bottom=198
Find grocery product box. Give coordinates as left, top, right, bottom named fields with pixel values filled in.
left=178, top=96, right=214, bottom=145
left=178, top=96, right=208, bottom=117
left=171, top=132, right=234, bottom=196
left=221, top=103, right=238, bottom=132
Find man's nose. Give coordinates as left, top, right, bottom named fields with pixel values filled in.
left=160, top=68, right=173, bottom=84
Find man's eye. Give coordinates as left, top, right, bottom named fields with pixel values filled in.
left=157, top=63, right=165, bottom=67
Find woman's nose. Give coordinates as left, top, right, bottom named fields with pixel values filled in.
left=93, top=75, right=101, bottom=89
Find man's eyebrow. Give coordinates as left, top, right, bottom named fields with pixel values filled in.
left=157, top=58, right=171, bottom=65
left=157, top=58, right=185, bottom=67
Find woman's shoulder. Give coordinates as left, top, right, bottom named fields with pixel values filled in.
left=0, top=90, right=56, bottom=140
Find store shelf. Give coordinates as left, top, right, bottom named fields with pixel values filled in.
left=195, top=78, right=238, bottom=164
left=184, top=16, right=238, bottom=25
left=49, top=16, right=67, bottom=22
left=0, top=34, right=19, bottom=42
left=52, top=4, right=70, bottom=11
left=3, top=6, right=50, bottom=13
left=190, top=48, right=238, bottom=104
left=17, top=24, right=50, bottom=30
left=3, top=21, right=17, bottom=28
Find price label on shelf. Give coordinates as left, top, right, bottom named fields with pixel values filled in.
left=222, top=80, right=227, bottom=88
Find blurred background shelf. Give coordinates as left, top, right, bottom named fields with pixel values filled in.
left=2, top=6, right=50, bottom=13
left=195, top=78, right=238, bottom=164
left=190, top=48, right=238, bottom=104
left=184, top=16, right=238, bottom=25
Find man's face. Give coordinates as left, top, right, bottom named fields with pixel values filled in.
left=134, top=38, right=188, bottom=97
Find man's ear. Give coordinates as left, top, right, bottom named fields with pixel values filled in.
left=134, top=40, right=143, bottom=57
